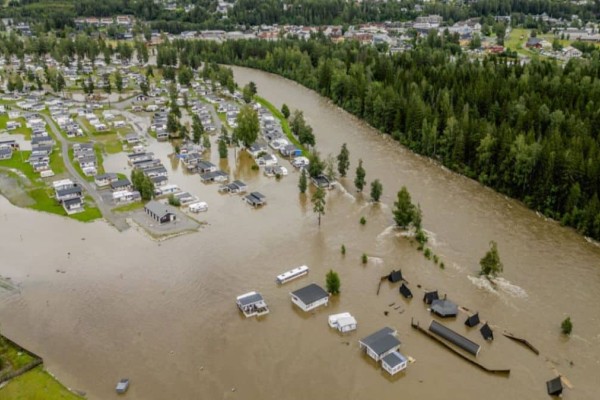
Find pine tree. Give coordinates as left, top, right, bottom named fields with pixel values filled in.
left=312, top=186, right=326, bottom=226
left=281, top=103, right=290, bottom=119
left=326, top=270, right=340, bottom=295
left=354, top=159, right=366, bottom=192
left=337, top=143, right=350, bottom=177
left=370, top=179, right=383, bottom=202
left=393, top=186, right=416, bottom=228
left=298, top=168, right=308, bottom=194
left=218, top=138, right=228, bottom=159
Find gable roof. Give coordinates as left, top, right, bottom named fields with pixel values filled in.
left=359, top=327, right=401, bottom=356
left=465, top=313, right=480, bottom=327
left=237, top=292, right=264, bottom=307
left=388, top=270, right=403, bottom=283
left=423, top=290, right=439, bottom=304
left=399, top=283, right=413, bottom=299
left=291, top=283, right=328, bottom=305
left=430, top=299, right=458, bottom=318
left=546, top=377, right=563, bottom=396
left=144, top=200, right=176, bottom=219
left=480, top=323, right=494, bottom=341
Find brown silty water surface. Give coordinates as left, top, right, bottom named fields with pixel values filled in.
left=0, top=66, right=599, bottom=400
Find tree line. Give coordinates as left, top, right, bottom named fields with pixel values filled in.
left=2, top=0, right=600, bottom=34
left=155, top=37, right=600, bottom=240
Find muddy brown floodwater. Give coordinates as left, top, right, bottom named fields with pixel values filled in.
left=1, top=66, right=599, bottom=400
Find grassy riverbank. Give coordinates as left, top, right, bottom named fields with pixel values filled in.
left=254, top=96, right=308, bottom=156
left=0, top=366, right=84, bottom=399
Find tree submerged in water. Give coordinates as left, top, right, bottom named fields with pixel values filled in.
left=479, top=241, right=503, bottom=277
left=326, top=270, right=340, bottom=295
left=561, top=317, right=573, bottom=335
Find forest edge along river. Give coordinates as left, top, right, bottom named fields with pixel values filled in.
left=0, top=65, right=599, bottom=400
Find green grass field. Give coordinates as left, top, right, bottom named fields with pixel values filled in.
left=0, top=366, right=83, bottom=400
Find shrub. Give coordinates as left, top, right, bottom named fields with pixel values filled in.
left=561, top=317, right=573, bottom=335
left=361, top=253, right=368, bottom=264
left=360, top=216, right=366, bottom=225
left=341, top=244, right=346, bottom=255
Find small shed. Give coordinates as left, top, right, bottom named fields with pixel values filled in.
left=399, top=283, right=412, bottom=299
left=480, top=323, right=494, bottom=341
left=465, top=313, right=480, bottom=327
left=423, top=290, right=439, bottom=305
left=387, top=270, right=403, bottom=283
left=546, top=376, right=563, bottom=396
left=430, top=299, right=458, bottom=318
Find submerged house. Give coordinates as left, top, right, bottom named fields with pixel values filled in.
left=430, top=299, right=458, bottom=318
left=399, top=283, right=413, bottom=299
left=546, top=377, right=563, bottom=396
left=245, top=192, right=266, bottom=207
left=144, top=200, right=176, bottom=224
left=423, top=290, right=439, bottom=305
left=429, top=320, right=481, bottom=357
left=480, top=323, right=494, bottom=341
left=236, top=291, right=269, bottom=318
left=465, top=313, right=480, bottom=327
left=359, top=327, right=407, bottom=375
left=388, top=270, right=403, bottom=283
left=290, top=283, right=329, bottom=312
left=328, top=312, right=357, bottom=333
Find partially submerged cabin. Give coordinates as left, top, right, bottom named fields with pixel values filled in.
left=423, top=290, right=439, bottom=305
left=546, top=376, right=563, bottom=397
left=429, top=320, right=481, bottom=356
left=399, top=283, right=413, bottom=299
left=245, top=192, right=267, bottom=207
left=276, top=265, right=309, bottom=285
left=480, top=323, right=494, bottom=341
left=290, top=283, right=329, bottom=312
left=388, top=270, right=403, bottom=283
left=430, top=299, right=458, bottom=318
left=465, top=313, right=480, bottom=327
left=236, top=291, right=269, bottom=318
left=359, top=327, right=407, bottom=375
left=328, top=312, right=357, bottom=333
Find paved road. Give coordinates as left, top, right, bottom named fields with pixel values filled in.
left=38, top=112, right=130, bottom=232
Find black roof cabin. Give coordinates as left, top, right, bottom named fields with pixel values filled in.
left=546, top=376, right=563, bottom=396
left=399, top=283, right=412, bottom=299
left=480, top=323, right=494, bottom=341
left=388, top=270, right=403, bottom=283
left=423, top=290, right=439, bottom=305
left=465, top=313, right=480, bottom=327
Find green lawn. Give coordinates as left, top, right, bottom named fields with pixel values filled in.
left=0, top=339, right=35, bottom=373
left=0, top=115, right=33, bottom=139
left=0, top=366, right=83, bottom=400
left=0, top=151, right=40, bottom=183
left=254, top=96, right=308, bottom=156
left=112, top=201, right=144, bottom=212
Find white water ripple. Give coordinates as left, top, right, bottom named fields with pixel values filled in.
left=468, top=275, right=528, bottom=298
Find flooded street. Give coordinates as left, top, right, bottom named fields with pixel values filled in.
left=1, top=66, right=599, bottom=399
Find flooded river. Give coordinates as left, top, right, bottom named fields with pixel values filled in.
left=1, top=66, right=599, bottom=400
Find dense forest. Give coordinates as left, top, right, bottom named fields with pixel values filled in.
left=1, top=0, right=600, bottom=33
left=151, top=37, right=600, bottom=239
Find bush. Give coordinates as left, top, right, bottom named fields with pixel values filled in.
left=341, top=244, right=346, bottom=255
left=433, top=254, right=439, bottom=264
left=168, top=194, right=180, bottom=206
left=440, top=262, right=445, bottom=269
left=361, top=253, right=368, bottom=264
left=561, top=317, right=573, bottom=335
left=251, top=165, right=259, bottom=171
left=360, top=216, right=366, bottom=225
left=424, top=248, right=432, bottom=259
